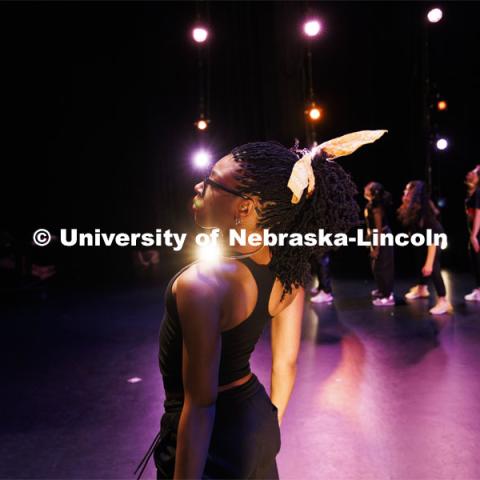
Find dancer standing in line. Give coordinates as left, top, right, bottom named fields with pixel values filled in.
left=398, top=180, right=452, bottom=314
left=363, top=181, right=395, bottom=306
left=310, top=253, right=334, bottom=304
left=135, top=131, right=386, bottom=480
left=464, top=165, right=480, bottom=302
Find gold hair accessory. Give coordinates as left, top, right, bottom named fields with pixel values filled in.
left=287, top=130, right=388, bottom=204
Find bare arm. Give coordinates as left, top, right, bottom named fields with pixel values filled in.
left=174, top=267, right=223, bottom=479
left=270, top=288, right=304, bottom=425
left=471, top=209, right=480, bottom=253
left=423, top=244, right=437, bottom=276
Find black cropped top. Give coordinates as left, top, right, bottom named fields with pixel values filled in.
left=158, top=257, right=276, bottom=398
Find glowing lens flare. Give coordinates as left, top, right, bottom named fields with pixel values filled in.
left=193, top=150, right=211, bottom=168
left=436, top=138, right=448, bottom=150
left=197, top=243, right=222, bottom=263
left=193, top=27, right=208, bottom=43
left=303, top=20, right=322, bottom=37
left=427, top=8, right=443, bottom=23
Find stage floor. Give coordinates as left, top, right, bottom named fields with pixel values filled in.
left=1, top=271, right=480, bottom=479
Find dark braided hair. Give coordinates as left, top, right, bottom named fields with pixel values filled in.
left=366, top=181, right=392, bottom=209
left=398, top=180, right=438, bottom=230
left=231, top=141, right=359, bottom=297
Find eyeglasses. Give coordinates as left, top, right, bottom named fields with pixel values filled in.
left=201, top=175, right=251, bottom=200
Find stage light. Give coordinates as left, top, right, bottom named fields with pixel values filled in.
left=197, top=243, right=222, bottom=263
left=196, top=119, right=209, bottom=131
left=303, top=19, right=322, bottom=37
left=427, top=8, right=443, bottom=23
left=193, top=150, right=211, bottom=168
left=192, top=27, right=209, bottom=43
left=436, top=138, right=448, bottom=150
left=306, top=103, right=322, bottom=121
left=437, top=100, right=447, bottom=111
left=127, top=377, right=142, bottom=384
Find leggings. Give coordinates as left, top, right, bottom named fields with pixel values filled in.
left=310, top=253, right=332, bottom=293
left=469, top=243, right=480, bottom=288
left=371, top=242, right=394, bottom=297
left=154, top=375, right=280, bottom=479
left=416, top=247, right=446, bottom=297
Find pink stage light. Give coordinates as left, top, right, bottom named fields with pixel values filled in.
left=193, top=150, right=211, bottom=168
left=303, top=19, right=322, bottom=37
left=192, top=27, right=209, bottom=43
left=427, top=8, right=443, bottom=23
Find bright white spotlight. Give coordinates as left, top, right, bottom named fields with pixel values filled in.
left=193, top=27, right=209, bottom=43
left=303, top=19, right=322, bottom=37
left=197, top=243, right=222, bottom=263
left=436, top=138, right=448, bottom=150
left=193, top=150, right=211, bottom=168
left=427, top=8, right=443, bottom=23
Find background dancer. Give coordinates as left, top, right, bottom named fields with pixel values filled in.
left=398, top=180, right=452, bottom=315
left=149, top=140, right=360, bottom=479
left=363, top=181, right=395, bottom=306
left=465, top=165, right=480, bottom=302
left=310, top=253, right=334, bottom=304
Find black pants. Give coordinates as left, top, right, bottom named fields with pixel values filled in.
left=154, top=375, right=281, bottom=479
left=371, top=243, right=394, bottom=297
left=310, top=253, right=332, bottom=293
left=416, top=248, right=446, bottom=297
left=469, top=244, right=480, bottom=288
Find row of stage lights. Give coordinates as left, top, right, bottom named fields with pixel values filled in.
left=191, top=6, right=449, bottom=169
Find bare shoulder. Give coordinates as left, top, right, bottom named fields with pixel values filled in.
left=174, top=259, right=243, bottom=303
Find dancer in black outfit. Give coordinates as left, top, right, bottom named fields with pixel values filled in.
left=310, top=253, right=334, bottom=303
left=135, top=131, right=386, bottom=479
left=398, top=180, right=452, bottom=315
left=464, top=165, right=480, bottom=302
left=363, top=182, right=395, bottom=306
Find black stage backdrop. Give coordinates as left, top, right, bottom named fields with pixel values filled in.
left=1, top=1, right=480, bottom=285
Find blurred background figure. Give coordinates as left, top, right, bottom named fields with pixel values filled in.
left=464, top=165, right=480, bottom=302
left=398, top=181, right=452, bottom=315
left=364, top=181, right=395, bottom=306
left=310, top=252, right=334, bottom=304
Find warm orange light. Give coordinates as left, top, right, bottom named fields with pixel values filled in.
left=437, top=100, right=447, bottom=111
left=197, top=119, right=208, bottom=130
left=306, top=104, right=322, bottom=121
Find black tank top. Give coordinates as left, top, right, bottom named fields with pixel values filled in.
left=158, top=257, right=276, bottom=397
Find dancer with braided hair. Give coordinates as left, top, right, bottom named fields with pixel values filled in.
left=136, top=131, right=386, bottom=479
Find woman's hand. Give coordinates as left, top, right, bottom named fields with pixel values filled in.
left=471, top=235, right=480, bottom=253
left=422, top=263, right=433, bottom=277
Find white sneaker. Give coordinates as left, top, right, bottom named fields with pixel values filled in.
left=429, top=300, right=453, bottom=315
left=311, top=290, right=334, bottom=304
left=465, top=289, right=480, bottom=302
left=405, top=285, right=430, bottom=300
left=372, top=294, right=395, bottom=306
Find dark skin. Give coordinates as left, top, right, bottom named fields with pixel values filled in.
left=172, top=154, right=303, bottom=479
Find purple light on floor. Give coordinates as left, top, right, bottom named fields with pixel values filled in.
left=127, top=377, right=142, bottom=384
